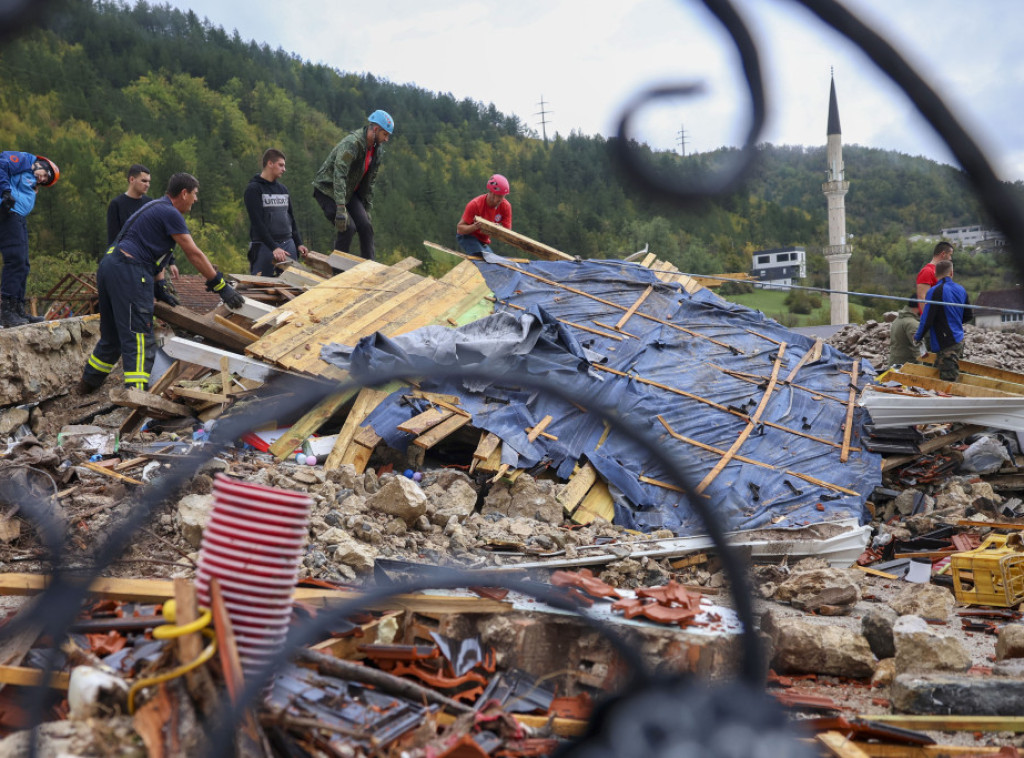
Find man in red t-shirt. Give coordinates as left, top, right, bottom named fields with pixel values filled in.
left=456, top=174, right=512, bottom=255
left=916, top=241, right=953, bottom=315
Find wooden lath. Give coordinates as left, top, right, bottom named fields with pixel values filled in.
left=695, top=344, right=787, bottom=494
left=656, top=416, right=859, bottom=496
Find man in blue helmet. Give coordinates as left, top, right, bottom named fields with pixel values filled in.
left=312, top=110, right=393, bottom=260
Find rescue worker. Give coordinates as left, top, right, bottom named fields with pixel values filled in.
left=79, top=173, right=245, bottom=393
left=455, top=174, right=512, bottom=255
left=312, top=109, right=393, bottom=260
left=914, top=259, right=973, bottom=382
left=244, top=148, right=308, bottom=276
left=0, top=152, right=59, bottom=326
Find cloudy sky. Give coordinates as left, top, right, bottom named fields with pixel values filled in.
left=159, top=0, right=1024, bottom=181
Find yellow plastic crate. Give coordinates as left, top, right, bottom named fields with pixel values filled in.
left=951, top=533, right=1024, bottom=608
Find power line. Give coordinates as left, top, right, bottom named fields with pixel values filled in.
left=677, top=124, right=688, bottom=156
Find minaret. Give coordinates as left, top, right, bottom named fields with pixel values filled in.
left=822, top=73, right=851, bottom=325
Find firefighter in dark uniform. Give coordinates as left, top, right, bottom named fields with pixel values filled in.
left=78, top=172, right=245, bottom=393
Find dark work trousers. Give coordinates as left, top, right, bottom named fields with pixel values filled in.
left=249, top=238, right=298, bottom=276
left=0, top=211, right=29, bottom=301
left=82, top=251, right=156, bottom=390
left=313, top=189, right=375, bottom=260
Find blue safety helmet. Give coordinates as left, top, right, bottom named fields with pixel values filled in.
left=368, top=109, right=394, bottom=134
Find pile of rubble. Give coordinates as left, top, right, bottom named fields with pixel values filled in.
left=1, top=231, right=1024, bottom=754
left=827, top=320, right=1024, bottom=372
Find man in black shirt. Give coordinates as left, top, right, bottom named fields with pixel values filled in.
left=106, top=164, right=152, bottom=245
left=244, top=148, right=307, bottom=276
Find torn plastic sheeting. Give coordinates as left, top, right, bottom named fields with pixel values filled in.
left=322, top=259, right=881, bottom=536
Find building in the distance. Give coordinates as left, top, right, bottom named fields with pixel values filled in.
left=750, top=246, right=807, bottom=289
left=974, top=288, right=1024, bottom=330
left=939, top=225, right=1005, bottom=251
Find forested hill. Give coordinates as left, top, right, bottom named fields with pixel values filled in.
left=2, top=0, right=1019, bottom=300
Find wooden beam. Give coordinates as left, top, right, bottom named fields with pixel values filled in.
left=153, top=302, right=252, bottom=353
left=0, top=664, right=69, bottom=690
left=397, top=407, right=454, bottom=435
left=213, top=314, right=260, bottom=344
left=474, top=217, right=575, bottom=261
left=614, top=286, right=653, bottom=331
left=325, top=383, right=401, bottom=471
left=108, top=387, right=190, bottom=417
left=816, top=732, right=872, bottom=758
left=557, top=462, right=598, bottom=514
left=268, top=388, right=357, bottom=461
left=526, top=414, right=554, bottom=442
left=163, top=337, right=281, bottom=382
left=857, top=714, right=1024, bottom=733
left=412, top=414, right=472, bottom=450
left=840, top=360, right=859, bottom=463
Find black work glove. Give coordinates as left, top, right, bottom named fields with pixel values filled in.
left=206, top=271, right=244, bottom=309
left=154, top=278, right=180, bottom=306
left=0, top=191, right=13, bottom=216
left=334, top=207, right=348, bottom=232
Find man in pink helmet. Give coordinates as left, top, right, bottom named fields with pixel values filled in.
left=456, top=173, right=512, bottom=255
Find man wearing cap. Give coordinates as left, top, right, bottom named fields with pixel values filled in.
left=0, top=151, right=59, bottom=327
left=312, top=110, right=393, bottom=260
left=456, top=174, right=512, bottom=256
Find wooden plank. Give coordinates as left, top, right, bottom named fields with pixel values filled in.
left=0, top=573, right=516, bottom=615
left=557, top=462, right=598, bottom=513
left=81, top=461, right=144, bottom=485
left=857, top=714, right=1024, bottom=733
left=886, top=370, right=1016, bottom=398
left=0, top=665, right=69, bottom=690
left=571, top=479, right=615, bottom=524
left=268, top=388, right=357, bottom=461
left=474, top=442, right=503, bottom=473
left=119, top=359, right=189, bottom=439
left=784, top=338, right=825, bottom=384
left=342, top=439, right=377, bottom=473
left=163, top=337, right=282, bottom=382
left=900, top=361, right=1024, bottom=396
left=816, top=732, right=872, bottom=758
left=614, top=285, right=653, bottom=331
left=412, top=414, right=472, bottom=449
left=472, top=432, right=502, bottom=462
left=227, top=295, right=275, bottom=322
left=213, top=313, right=260, bottom=344
left=324, top=383, right=401, bottom=471
left=474, top=217, right=575, bottom=261
left=109, top=387, right=190, bottom=417
left=353, top=425, right=383, bottom=448
left=397, top=407, right=454, bottom=435
left=840, top=360, right=860, bottom=463
left=153, top=302, right=252, bottom=353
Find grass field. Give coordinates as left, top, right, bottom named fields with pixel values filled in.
left=723, top=289, right=832, bottom=327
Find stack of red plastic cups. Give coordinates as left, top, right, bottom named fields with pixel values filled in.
left=195, top=473, right=311, bottom=681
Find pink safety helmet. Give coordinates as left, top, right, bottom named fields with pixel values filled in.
left=486, top=174, right=510, bottom=196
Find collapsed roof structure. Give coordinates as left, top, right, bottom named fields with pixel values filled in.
left=323, top=252, right=881, bottom=536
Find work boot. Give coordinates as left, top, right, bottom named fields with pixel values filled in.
left=18, top=301, right=43, bottom=323
left=76, top=377, right=102, bottom=394
left=0, top=299, right=27, bottom=328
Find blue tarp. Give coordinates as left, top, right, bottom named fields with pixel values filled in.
left=320, top=258, right=880, bottom=537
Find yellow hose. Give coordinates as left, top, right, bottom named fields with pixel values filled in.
left=128, top=601, right=216, bottom=713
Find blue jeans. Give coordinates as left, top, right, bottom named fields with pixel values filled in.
left=455, top=234, right=492, bottom=255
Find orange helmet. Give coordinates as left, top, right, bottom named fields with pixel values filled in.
left=33, top=156, right=59, bottom=186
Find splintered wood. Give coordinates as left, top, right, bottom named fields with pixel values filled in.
left=244, top=259, right=492, bottom=380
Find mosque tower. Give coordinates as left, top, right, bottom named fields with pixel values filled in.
left=822, top=73, right=851, bottom=325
